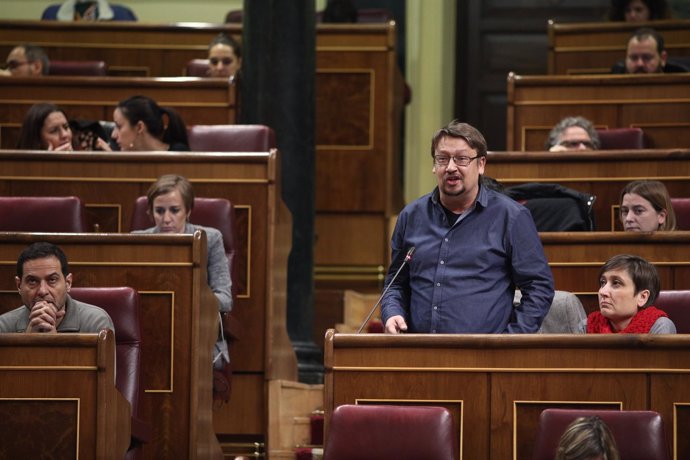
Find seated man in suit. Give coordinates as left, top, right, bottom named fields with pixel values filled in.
left=611, top=27, right=690, bottom=73
left=1, top=44, right=49, bottom=77
left=0, top=242, right=114, bottom=333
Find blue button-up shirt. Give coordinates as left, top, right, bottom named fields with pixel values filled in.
left=381, top=184, right=554, bottom=333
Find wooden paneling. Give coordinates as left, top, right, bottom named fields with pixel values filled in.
left=0, top=76, right=236, bottom=149
left=0, top=331, right=130, bottom=459
left=324, top=331, right=690, bottom=460
left=548, top=19, right=690, bottom=75
left=0, top=150, right=296, bottom=450
left=0, top=234, right=221, bottom=459
left=0, top=20, right=241, bottom=77
left=485, top=149, right=690, bottom=231
left=506, top=73, right=690, bottom=151
left=540, top=231, right=690, bottom=312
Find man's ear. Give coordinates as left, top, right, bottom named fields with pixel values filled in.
left=65, top=273, right=73, bottom=292
left=15, top=276, right=21, bottom=291
left=660, top=50, right=668, bottom=67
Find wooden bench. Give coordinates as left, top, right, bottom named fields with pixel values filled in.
left=548, top=19, right=690, bottom=75
left=0, top=331, right=130, bottom=459
left=0, top=233, right=222, bottom=459
left=0, top=76, right=236, bottom=149
left=325, top=331, right=690, bottom=460
left=506, top=73, right=690, bottom=151
left=486, top=149, right=690, bottom=232
left=0, top=149, right=296, bottom=455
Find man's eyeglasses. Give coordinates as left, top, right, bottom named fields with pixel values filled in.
left=4, top=60, right=32, bottom=71
left=557, top=140, right=595, bottom=150
left=434, top=154, right=479, bottom=167
left=209, top=57, right=234, bottom=66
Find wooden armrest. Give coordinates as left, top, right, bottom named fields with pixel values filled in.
left=222, top=312, right=241, bottom=341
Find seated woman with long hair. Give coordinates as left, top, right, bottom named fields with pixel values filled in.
left=578, top=254, right=676, bottom=334
left=97, top=95, right=189, bottom=151
left=18, top=103, right=73, bottom=151
left=620, top=180, right=676, bottom=232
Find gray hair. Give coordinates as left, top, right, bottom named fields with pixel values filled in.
left=545, top=116, right=600, bottom=150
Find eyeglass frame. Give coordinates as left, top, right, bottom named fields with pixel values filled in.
left=433, top=153, right=481, bottom=167
left=3, top=60, right=33, bottom=71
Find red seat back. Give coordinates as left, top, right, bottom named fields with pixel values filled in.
left=0, top=196, right=89, bottom=232
left=186, top=124, right=276, bottom=152
left=324, top=404, right=456, bottom=460
left=596, top=127, right=645, bottom=150
left=532, top=409, right=669, bottom=460
left=671, top=198, right=690, bottom=230
left=656, top=290, right=690, bottom=333
left=49, top=60, right=107, bottom=76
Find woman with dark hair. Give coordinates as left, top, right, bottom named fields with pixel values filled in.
left=619, top=180, right=676, bottom=232
left=608, top=0, right=671, bottom=21
left=578, top=254, right=676, bottom=334
left=98, top=95, right=189, bottom=151
left=18, top=103, right=73, bottom=151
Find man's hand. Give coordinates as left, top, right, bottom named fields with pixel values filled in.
left=26, top=301, right=65, bottom=333
left=385, top=315, right=408, bottom=334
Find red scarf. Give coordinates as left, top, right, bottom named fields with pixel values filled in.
left=587, top=306, right=668, bottom=334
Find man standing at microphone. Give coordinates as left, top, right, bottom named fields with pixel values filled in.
left=381, top=120, right=554, bottom=334
left=0, top=242, right=113, bottom=333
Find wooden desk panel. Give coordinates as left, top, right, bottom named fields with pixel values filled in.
left=0, top=233, right=221, bottom=459
left=0, top=76, right=236, bottom=149
left=0, top=331, right=130, bottom=459
left=506, top=73, right=690, bottom=151
left=485, top=149, right=690, bottom=232
left=548, top=19, right=690, bottom=75
left=541, top=232, right=690, bottom=312
left=324, top=331, right=690, bottom=460
left=0, top=150, right=296, bottom=449
left=0, top=20, right=240, bottom=77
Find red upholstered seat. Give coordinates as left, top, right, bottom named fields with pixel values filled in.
left=671, top=198, right=690, bottom=230
left=0, top=196, right=90, bottom=232
left=69, top=287, right=150, bottom=460
left=186, top=124, right=276, bottom=152
left=49, top=60, right=107, bottom=76
left=656, top=290, right=690, bottom=333
left=324, top=404, right=456, bottom=460
left=184, top=59, right=209, bottom=77
left=596, top=127, right=645, bottom=150
left=532, top=409, right=670, bottom=460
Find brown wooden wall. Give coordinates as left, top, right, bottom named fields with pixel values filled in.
left=548, top=19, right=690, bottom=74
left=486, top=149, right=690, bottom=232
left=325, top=332, right=690, bottom=460
left=0, top=150, right=296, bottom=453
left=507, top=73, right=690, bottom=151
left=0, top=332, right=130, bottom=459
left=541, top=231, right=690, bottom=312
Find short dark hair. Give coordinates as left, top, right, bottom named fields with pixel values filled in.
left=430, top=120, right=488, bottom=160
left=16, top=242, right=69, bottom=278
left=599, top=254, right=660, bottom=307
left=18, top=43, right=50, bottom=75
left=18, top=102, right=70, bottom=150
left=208, top=33, right=242, bottom=59
left=609, top=0, right=670, bottom=21
left=146, top=174, right=195, bottom=216
left=629, top=27, right=666, bottom=53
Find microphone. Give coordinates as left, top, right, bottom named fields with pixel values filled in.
left=357, top=246, right=416, bottom=333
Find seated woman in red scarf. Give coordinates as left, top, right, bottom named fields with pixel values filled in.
left=579, top=254, right=676, bottom=334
